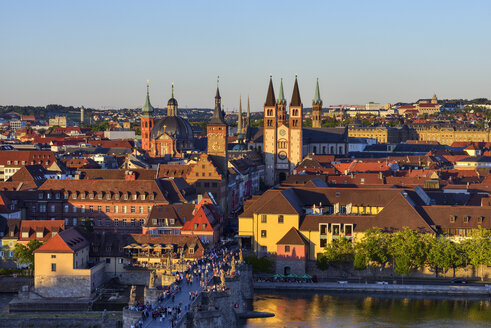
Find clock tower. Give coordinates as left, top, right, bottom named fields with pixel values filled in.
left=207, top=83, right=229, bottom=176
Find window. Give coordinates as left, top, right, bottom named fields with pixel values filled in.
left=193, top=223, right=198, bottom=230
left=139, top=219, right=145, bottom=226
left=105, top=258, right=111, bottom=264
left=51, top=255, right=56, bottom=259
left=51, top=263, right=56, bottom=272
left=38, top=193, right=43, bottom=200
left=122, top=206, right=127, bottom=214
left=31, top=205, right=36, bottom=213
left=124, top=194, right=128, bottom=200
left=114, top=219, right=119, bottom=226
left=131, top=219, right=136, bottom=226
left=106, top=206, right=110, bottom=213
left=139, top=206, right=144, bottom=214
left=202, top=223, right=207, bottom=230
left=285, top=245, right=290, bottom=252
left=278, top=215, right=284, bottom=223
left=65, top=218, right=69, bottom=226
left=73, top=218, right=77, bottom=225
left=40, top=205, right=47, bottom=212
left=97, top=218, right=102, bottom=226
left=332, top=224, right=340, bottom=236
left=36, top=231, right=43, bottom=238
left=97, top=205, right=102, bottom=212
left=118, top=258, right=124, bottom=264
left=55, top=193, right=60, bottom=200
left=261, top=230, right=267, bottom=238
left=261, top=215, right=267, bottom=223
left=81, top=205, right=85, bottom=213
left=212, top=182, right=217, bottom=188
left=50, top=205, right=55, bottom=212
left=72, top=194, right=77, bottom=200
left=81, top=193, right=85, bottom=200
left=132, top=194, right=137, bottom=200
left=47, top=193, right=52, bottom=199
left=478, top=216, right=484, bottom=223
left=464, top=216, right=470, bottom=223
left=72, top=205, right=77, bottom=213
left=114, top=206, right=119, bottom=213
left=89, top=205, right=93, bottom=212
left=320, top=224, right=328, bottom=236
left=131, top=206, right=135, bottom=213
left=64, top=205, right=69, bottom=213
left=122, top=219, right=126, bottom=227
left=260, top=246, right=267, bottom=252
left=98, top=194, right=103, bottom=200
left=320, top=239, right=327, bottom=248
left=450, top=215, right=456, bottom=223
left=106, top=194, right=111, bottom=200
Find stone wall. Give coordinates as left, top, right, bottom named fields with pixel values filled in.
left=306, top=261, right=491, bottom=281
left=113, top=270, right=149, bottom=286
left=0, top=313, right=121, bottom=328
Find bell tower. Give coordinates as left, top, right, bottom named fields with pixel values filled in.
left=277, top=78, right=287, bottom=126
left=288, top=75, right=303, bottom=170
left=141, top=80, right=154, bottom=152
left=263, top=76, right=277, bottom=186
left=207, top=79, right=228, bottom=175
left=312, top=78, right=322, bottom=128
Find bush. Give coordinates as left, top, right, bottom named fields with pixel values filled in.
left=0, top=268, right=25, bottom=276
left=244, top=255, right=274, bottom=273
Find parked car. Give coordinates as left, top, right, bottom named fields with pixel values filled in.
left=450, top=278, right=467, bottom=284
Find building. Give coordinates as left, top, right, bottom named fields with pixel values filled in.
left=141, top=82, right=194, bottom=157
left=0, top=150, right=59, bottom=181
left=262, top=76, right=348, bottom=186
left=48, top=116, right=67, bottom=128
left=34, top=228, right=105, bottom=298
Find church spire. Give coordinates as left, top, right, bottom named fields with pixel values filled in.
left=210, top=76, right=226, bottom=125
left=313, top=78, right=322, bottom=105
left=247, top=96, right=250, bottom=126
left=238, top=96, right=243, bottom=134
left=265, top=75, right=276, bottom=106
left=290, top=74, right=302, bottom=106
left=277, top=78, right=286, bottom=104
left=142, top=80, right=154, bottom=116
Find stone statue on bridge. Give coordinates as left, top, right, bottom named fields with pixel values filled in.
left=148, top=270, right=157, bottom=289
left=128, top=285, right=136, bottom=306
left=239, top=249, right=243, bottom=263
left=231, top=256, right=236, bottom=275
left=220, top=269, right=226, bottom=288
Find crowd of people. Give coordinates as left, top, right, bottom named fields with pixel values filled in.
left=128, top=242, right=241, bottom=328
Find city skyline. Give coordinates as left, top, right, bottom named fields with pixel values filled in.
left=1, top=0, right=490, bottom=110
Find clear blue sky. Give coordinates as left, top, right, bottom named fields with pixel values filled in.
left=1, top=0, right=490, bottom=111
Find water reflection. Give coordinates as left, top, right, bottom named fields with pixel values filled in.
left=245, top=291, right=491, bottom=328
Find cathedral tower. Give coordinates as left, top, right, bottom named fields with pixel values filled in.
left=312, top=78, right=322, bottom=128
left=238, top=96, right=243, bottom=134
left=141, top=80, right=154, bottom=152
left=277, top=78, right=287, bottom=126
left=288, top=75, right=303, bottom=169
left=263, top=76, right=277, bottom=186
left=207, top=82, right=229, bottom=176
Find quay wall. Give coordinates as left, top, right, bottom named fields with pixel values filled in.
left=254, top=282, right=491, bottom=296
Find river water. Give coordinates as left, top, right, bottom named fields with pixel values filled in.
left=244, top=291, right=491, bottom=328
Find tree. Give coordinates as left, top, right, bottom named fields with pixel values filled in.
left=355, top=228, right=391, bottom=269
left=389, top=228, right=428, bottom=278
left=79, top=217, right=94, bottom=233
left=14, top=239, right=43, bottom=270
left=426, top=236, right=461, bottom=277
left=461, top=227, right=491, bottom=281
left=317, top=238, right=354, bottom=270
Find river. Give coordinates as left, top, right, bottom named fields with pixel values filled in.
left=244, top=291, right=491, bottom=328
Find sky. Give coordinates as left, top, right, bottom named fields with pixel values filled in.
left=1, top=0, right=490, bottom=111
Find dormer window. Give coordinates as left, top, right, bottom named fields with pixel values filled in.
left=38, top=192, right=43, bottom=200
left=47, top=193, right=51, bottom=199
left=72, top=193, right=77, bottom=200
left=21, top=232, right=28, bottom=238
left=477, top=216, right=484, bottom=223
left=89, top=193, right=94, bottom=200
left=150, top=194, right=154, bottom=200
left=36, top=231, right=43, bottom=238
left=64, top=192, right=69, bottom=200
left=133, top=194, right=137, bottom=200
left=115, top=194, right=120, bottom=200
left=141, top=194, right=146, bottom=200
left=450, top=215, right=456, bottom=223
left=106, top=194, right=111, bottom=200
left=124, top=194, right=128, bottom=200
left=81, top=193, right=86, bottom=200
left=464, top=216, right=470, bottom=223
left=98, top=194, right=103, bottom=200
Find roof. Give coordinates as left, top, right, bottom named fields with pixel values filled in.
left=276, top=227, right=309, bottom=245
left=19, top=220, right=65, bottom=242
left=8, top=165, right=48, bottom=187
left=0, top=150, right=56, bottom=168
left=37, top=179, right=169, bottom=203
left=35, top=228, right=89, bottom=253
left=79, top=168, right=157, bottom=180
left=127, top=234, right=204, bottom=258
left=265, top=77, right=276, bottom=106
left=290, top=76, right=302, bottom=107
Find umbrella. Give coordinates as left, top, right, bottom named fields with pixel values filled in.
left=286, top=273, right=298, bottom=278
left=300, top=274, right=312, bottom=279
left=123, top=244, right=135, bottom=249
left=141, top=243, right=153, bottom=250
left=273, top=273, right=284, bottom=278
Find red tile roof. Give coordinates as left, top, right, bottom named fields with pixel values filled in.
left=35, top=228, right=88, bottom=253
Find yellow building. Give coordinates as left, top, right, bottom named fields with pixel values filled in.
left=0, top=219, right=20, bottom=265
left=48, top=116, right=67, bottom=128
left=239, top=186, right=435, bottom=261
left=34, top=228, right=105, bottom=298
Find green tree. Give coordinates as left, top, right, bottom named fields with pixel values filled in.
left=250, top=119, right=263, bottom=127
left=389, top=228, right=428, bottom=277
left=426, top=236, right=461, bottom=277
left=14, top=239, right=43, bottom=270
left=355, top=228, right=391, bottom=268
left=79, top=217, right=94, bottom=233
left=304, top=118, right=312, bottom=127
left=317, top=238, right=354, bottom=270
left=461, top=227, right=491, bottom=281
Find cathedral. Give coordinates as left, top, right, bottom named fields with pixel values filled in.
left=141, top=82, right=194, bottom=158
left=262, top=76, right=348, bottom=186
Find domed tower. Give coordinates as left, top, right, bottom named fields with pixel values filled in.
left=312, top=78, right=322, bottom=128
left=167, top=82, right=178, bottom=116
left=141, top=80, right=154, bottom=152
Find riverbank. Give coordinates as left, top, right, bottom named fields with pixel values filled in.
left=253, top=281, right=491, bottom=296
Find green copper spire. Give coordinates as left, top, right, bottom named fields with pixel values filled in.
left=142, top=80, right=154, bottom=116
left=313, top=78, right=322, bottom=105
left=277, top=78, right=286, bottom=104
